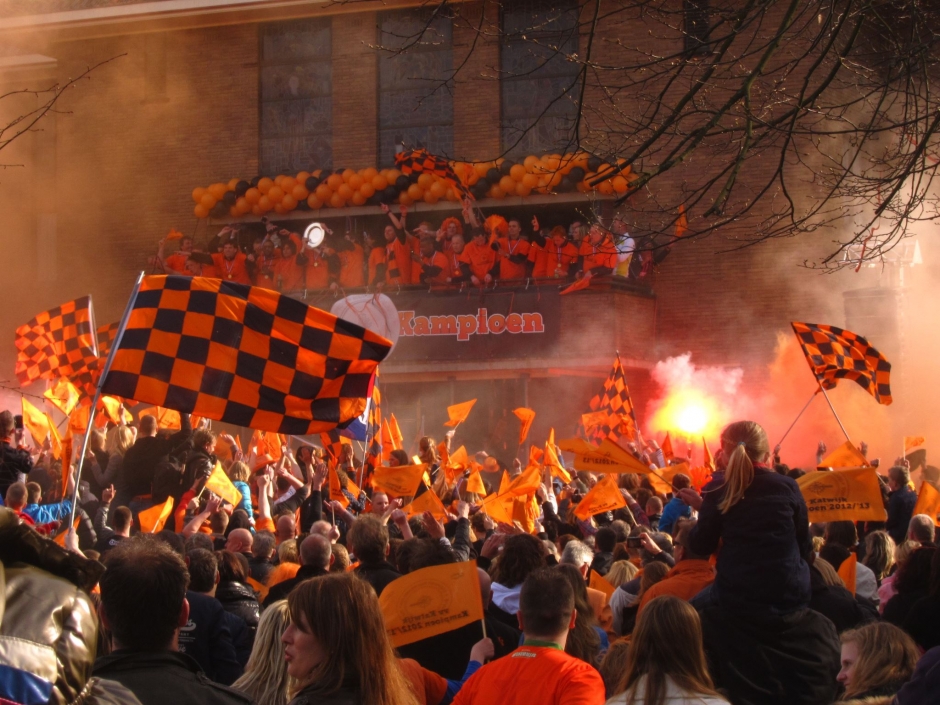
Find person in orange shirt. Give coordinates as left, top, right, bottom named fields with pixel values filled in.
left=365, top=231, right=387, bottom=287
left=578, top=224, right=618, bottom=278
left=413, top=237, right=451, bottom=286
left=637, top=520, right=716, bottom=615
left=496, top=219, right=531, bottom=281
left=443, top=234, right=468, bottom=285
left=274, top=239, right=305, bottom=293
left=459, top=229, right=498, bottom=286
left=453, top=568, right=606, bottom=705
left=253, top=238, right=280, bottom=289
left=160, top=234, right=195, bottom=274
left=336, top=234, right=365, bottom=289
left=300, top=244, right=339, bottom=290
left=436, top=216, right=463, bottom=254
left=194, top=239, right=252, bottom=284
left=531, top=224, right=580, bottom=279
left=382, top=224, right=417, bottom=285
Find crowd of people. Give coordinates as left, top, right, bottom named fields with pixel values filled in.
left=153, top=203, right=650, bottom=293
left=1, top=407, right=939, bottom=705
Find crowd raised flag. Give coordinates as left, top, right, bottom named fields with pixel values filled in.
left=15, top=296, right=98, bottom=386
left=797, top=467, right=887, bottom=523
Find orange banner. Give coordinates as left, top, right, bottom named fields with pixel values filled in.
left=205, top=462, right=242, bottom=507
left=466, top=471, right=486, bottom=495
left=797, top=467, right=887, bottom=522
left=913, top=481, right=940, bottom=526
left=818, top=441, right=870, bottom=469
left=444, top=399, right=476, bottom=427
left=575, top=474, right=627, bottom=519
left=44, top=378, right=81, bottom=416
left=138, top=496, right=174, bottom=533
left=513, top=408, right=536, bottom=444
left=372, top=463, right=427, bottom=497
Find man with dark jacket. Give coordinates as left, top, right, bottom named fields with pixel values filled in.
left=886, top=465, right=918, bottom=545
left=0, top=410, right=33, bottom=499
left=94, top=537, right=253, bottom=705
left=264, top=534, right=331, bottom=606
left=348, top=514, right=401, bottom=596
left=113, top=413, right=192, bottom=518
left=590, top=527, right=616, bottom=577
left=248, top=530, right=276, bottom=584
left=187, top=549, right=252, bottom=669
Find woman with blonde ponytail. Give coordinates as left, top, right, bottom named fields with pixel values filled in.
left=677, top=420, right=813, bottom=613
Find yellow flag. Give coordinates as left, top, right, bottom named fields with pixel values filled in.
left=21, top=398, right=50, bottom=446
left=575, top=475, right=627, bottom=520
left=44, top=378, right=81, bottom=416
left=205, top=462, right=243, bottom=507
left=379, top=560, right=484, bottom=647
left=466, top=471, right=487, bottom=495
left=702, top=437, right=715, bottom=471
left=572, top=439, right=651, bottom=475
left=513, top=408, right=536, bottom=444
left=138, top=496, right=175, bottom=533
left=912, top=481, right=940, bottom=526
left=444, top=399, right=476, bottom=427
left=818, top=441, right=870, bottom=469
left=838, top=552, right=857, bottom=596
left=904, top=436, right=926, bottom=453
left=558, top=437, right=600, bottom=455
left=66, top=404, right=89, bottom=440
left=797, top=467, right=887, bottom=522
left=372, top=463, right=427, bottom=497
left=45, top=413, right=62, bottom=461
left=589, top=570, right=616, bottom=600
left=647, top=462, right=691, bottom=495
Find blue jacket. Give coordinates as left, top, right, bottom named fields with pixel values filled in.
left=178, top=591, right=242, bottom=685
left=232, top=481, right=253, bottom=520
left=22, top=500, right=72, bottom=525
left=885, top=486, right=917, bottom=545
left=659, top=496, right=692, bottom=535
left=689, top=467, right=812, bottom=614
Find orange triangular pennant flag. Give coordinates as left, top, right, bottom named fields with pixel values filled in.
left=138, top=406, right=182, bottom=430
left=818, top=441, right=870, bottom=469
left=702, top=437, right=715, bottom=471
left=904, top=436, right=926, bottom=453
left=543, top=431, right=571, bottom=483
left=837, top=552, right=857, bottom=596
left=249, top=429, right=264, bottom=456
left=912, top=481, right=940, bottom=526
left=21, top=398, right=50, bottom=446
left=581, top=411, right=609, bottom=431
left=498, top=471, right=510, bottom=494
left=372, top=463, right=427, bottom=497
left=138, top=496, right=175, bottom=533
left=662, top=432, right=674, bottom=461
left=45, top=413, right=62, bottom=461
left=205, top=462, right=243, bottom=507
left=166, top=228, right=185, bottom=241
left=479, top=491, right=515, bottom=524
left=98, top=396, right=131, bottom=425
left=449, top=445, right=470, bottom=469
left=560, top=276, right=592, bottom=295
left=575, top=474, right=626, bottom=519
left=589, top=570, right=616, bottom=600
left=513, top=408, right=536, bottom=445
left=329, top=468, right=350, bottom=509
left=262, top=432, right=284, bottom=462
left=53, top=517, right=81, bottom=547
left=66, top=405, right=89, bottom=440
left=466, top=471, right=487, bottom=495
left=797, top=467, right=887, bottom=522
left=444, top=399, right=476, bottom=427
left=379, top=560, right=484, bottom=647
left=405, top=482, right=448, bottom=520
left=389, top=414, right=404, bottom=449
left=508, top=464, right=542, bottom=497
left=44, top=378, right=81, bottom=416
left=438, top=441, right=449, bottom=468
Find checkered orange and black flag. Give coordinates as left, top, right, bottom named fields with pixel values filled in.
left=394, top=149, right=474, bottom=202
left=71, top=322, right=122, bottom=402
left=584, top=355, right=639, bottom=445
left=364, top=381, right=383, bottom=484
left=791, top=322, right=892, bottom=405
left=15, top=297, right=98, bottom=386
left=100, top=275, right=392, bottom=434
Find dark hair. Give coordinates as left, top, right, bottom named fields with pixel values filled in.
left=347, top=515, right=389, bottom=564
left=226, top=509, right=251, bottom=534
left=0, top=410, right=14, bottom=436
left=895, top=546, right=937, bottom=594
left=556, top=564, right=601, bottom=665
left=888, top=465, right=911, bottom=487
left=825, top=521, right=858, bottom=548
left=389, top=449, right=410, bottom=466
left=187, top=548, right=218, bottom=592
left=192, top=429, right=216, bottom=451
left=253, top=530, right=276, bottom=559
left=490, top=534, right=544, bottom=587
left=216, top=549, right=247, bottom=582
left=595, top=527, right=617, bottom=553
left=154, top=530, right=185, bottom=557
left=100, top=537, right=190, bottom=650
left=113, top=506, right=132, bottom=532
left=407, top=538, right=457, bottom=572
left=674, top=520, right=709, bottom=561
left=671, top=473, right=691, bottom=491
left=519, top=567, right=574, bottom=638
left=185, top=533, right=214, bottom=554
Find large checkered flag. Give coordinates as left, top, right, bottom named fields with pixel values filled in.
left=100, top=274, right=392, bottom=434
left=791, top=322, right=892, bottom=405
left=70, top=322, right=121, bottom=402
left=15, top=296, right=98, bottom=386
left=585, top=354, right=639, bottom=444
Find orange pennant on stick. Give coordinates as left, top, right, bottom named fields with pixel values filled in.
left=589, top=570, right=616, bottom=600
left=466, top=471, right=486, bottom=495
left=205, top=462, right=242, bottom=507
left=575, top=474, right=626, bottom=520
left=444, top=399, right=476, bottom=427
left=798, top=467, right=887, bottom=522
left=389, top=414, right=404, bottom=449
left=479, top=491, right=515, bottom=525
left=912, top=481, right=940, bottom=526
left=513, top=408, right=536, bottom=445
left=138, top=496, right=174, bottom=533
left=838, top=553, right=857, bottom=596
left=372, top=464, right=427, bottom=498
left=404, top=482, right=448, bottom=520
left=507, top=464, right=542, bottom=497
left=662, top=432, right=675, bottom=461
left=702, top=437, right=715, bottom=471
left=560, top=276, right=592, bottom=295
left=138, top=406, right=181, bottom=429
left=21, top=398, right=49, bottom=446
left=818, top=441, right=870, bottom=469
left=498, top=471, right=510, bottom=494
left=904, top=436, right=926, bottom=453
left=379, top=560, right=484, bottom=647
left=44, top=378, right=81, bottom=416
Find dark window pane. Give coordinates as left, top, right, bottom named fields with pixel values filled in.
left=260, top=19, right=332, bottom=174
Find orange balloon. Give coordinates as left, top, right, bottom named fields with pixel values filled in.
left=360, top=182, right=376, bottom=198
left=598, top=179, right=615, bottom=195
left=612, top=176, right=629, bottom=194
left=296, top=171, right=311, bottom=184
left=258, top=195, right=273, bottom=211
left=398, top=192, right=413, bottom=206
left=251, top=205, right=263, bottom=216
left=274, top=175, right=286, bottom=187
left=348, top=174, right=363, bottom=190
left=274, top=204, right=287, bottom=214
left=200, top=193, right=217, bottom=209
left=510, top=164, right=527, bottom=181
left=407, top=183, right=424, bottom=200
left=350, top=191, right=366, bottom=206
left=446, top=186, right=459, bottom=201
left=372, top=174, right=388, bottom=191
left=361, top=167, right=378, bottom=181
left=235, top=196, right=250, bottom=213
left=423, top=190, right=439, bottom=204
left=430, top=181, right=447, bottom=198
left=337, top=184, right=354, bottom=201
left=522, top=173, right=539, bottom=188
left=342, top=168, right=356, bottom=182
left=227, top=178, right=240, bottom=190
left=307, top=195, right=323, bottom=210
left=417, top=173, right=434, bottom=189
left=268, top=186, right=285, bottom=203
left=329, top=192, right=346, bottom=209
left=488, top=184, right=505, bottom=199
left=515, top=182, right=532, bottom=197
left=327, top=174, right=344, bottom=190
left=549, top=172, right=563, bottom=188
left=281, top=176, right=297, bottom=192
left=257, top=177, right=274, bottom=194
left=230, top=206, right=239, bottom=218
left=192, top=187, right=207, bottom=204
left=523, top=155, right=540, bottom=170
left=194, top=204, right=209, bottom=218
left=386, top=168, right=402, bottom=182
left=499, top=175, right=516, bottom=193
left=466, top=171, right=479, bottom=186
left=292, top=184, right=309, bottom=201
left=208, top=183, right=227, bottom=200
left=245, top=187, right=261, bottom=205
left=281, top=195, right=298, bottom=210
left=474, top=162, right=490, bottom=177
left=315, top=184, right=332, bottom=201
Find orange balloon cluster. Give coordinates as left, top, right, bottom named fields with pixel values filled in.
left=191, top=152, right=635, bottom=219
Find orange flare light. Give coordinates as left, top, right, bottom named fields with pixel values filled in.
left=650, top=389, right=724, bottom=440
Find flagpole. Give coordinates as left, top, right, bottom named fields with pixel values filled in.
left=819, top=384, right=851, bottom=443
left=775, top=391, right=818, bottom=449
left=68, top=271, right=145, bottom=527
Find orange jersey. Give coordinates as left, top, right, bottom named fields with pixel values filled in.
left=211, top=252, right=252, bottom=285
left=254, top=253, right=280, bottom=289
left=304, top=249, right=331, bottom=289
left=368, top=246, right=386, bottom=285
left=338, top=243, right=365, bottom=288
left=496, top=236, right=530, bottom=280
left=453, top=644, right=605, bottom=705
left=531, top=239, right=579, bottom=278
left=443, top=249, right=464, bottom=280
left=579, top=237, right=617, bottom=274
left=459, top=241, right=498, bottom=280
left=385, top=234, right=417, bottom=284
left=274, top=255, right=305, bottom=293
left=164, top=252, right=191, bottom=274
left=419, top=250, right=450, bottom=285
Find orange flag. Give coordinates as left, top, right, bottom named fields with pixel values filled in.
left=404, top=482, right=448, bottom=520
left=589, top=570, right=616, bottom=600
left=138, top=496, right=174, bottom=533
left=479, top=491, right=515, bottom=524
left=329, top=468, right=361, bottom=509
left=513, top=408, right=536, bottom=445
left=53, top=517, right=81, bottom=547
left=372, top=463, right=427, bottom=497
left=45, top=412, right=62, bottom=461
left=389, top=414, right=405, bottom=449
left=449, top=445, right=470, bottom=469
left=904, top=436, right=926, bottom=453
left=60, top=437, right=73, bottom=496
left=818, top=441, right=870, bottom=469
left=702, top=437, right=715, bottom=471
left=379, top=560, right=484, bottom=647
left=543, top=433, right=571, bottom=483
left=575, top=474, right=626, bottom=520
left=444, top=399, right=476, bottom=427
left=560, top=276, right=592, bottom=295
left=262, top=432, right=284, bottom=462
left=381, top=418, right=396, bottom=457
left=797, top=467, right=887, bottom=522
left=466, top=471, right=487, bottom=495
left=166, top=228, right=185, bottom=241
left=581, top=411, right=609, bottom=431
left=438, top=441, right=450, bottom=468
left=205, top=462, right=243, bottom=507
left=44, top=378, right=81, bottom=416
left=508, top=464, right=542, bottom=497
left=912, top=481, right=940, bottom=526
left=674, top=204, right=689, bottom=238
left=662, top=432, right=674, bottom=461
left=515, top=494, right=540, bottom=534
left=138, top=406, right=181, bottom=429
left=573, top=439, right=651, bottom=475
left=65, top=404, right=89, bottom=441
left=838, top=553, right=857, bottom=596
left=528, top=445, right=543, bottom=466
left=498, top=471, right=510, bottom=494
left=21, top=398, right=50, bottom=446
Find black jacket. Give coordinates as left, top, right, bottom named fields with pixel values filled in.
left=903, top=595, right=940, bottom=652
left=216, top=581, right=260, bottom=634
left=353, top=560, right=400, bottom=596
left=885, top=486, right=918, bottom=545
left=247, top=556, right=274, bottom=585
left=591, top=551, right=614, bottom=577
left=264, top=564, right=330, bottom=607
left=289, top=684, right=359, bottom=705
left=396, top=616, right=520, bottom=681
left=93, top=650, right=254, bottom=705
left=885, top=588, right=929, bottom=628
left=808, top=564, right=878, bottom=633
left=118, top=420, right=192, bottom=496
left=689, top=467, right=812, bottom=613
left=700, top=603, right=841, bottom=705
left=178, top=591, right=242, bottom=685
left=0, top=440, right=33, bottom=496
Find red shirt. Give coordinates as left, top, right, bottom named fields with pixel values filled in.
left=459, top=241, right=498, bottom=281
left=496, top=236, right=530, bottom=280
left=453, top=644, right=605, bottom=705
left=211, top=252, right=252, bottom=285
left=164, top=252, right=191, bottom=275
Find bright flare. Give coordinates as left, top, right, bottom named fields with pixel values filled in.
left=650, top=389, right=724, bottom=441
left=676, top=403, right=708, bottom=435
